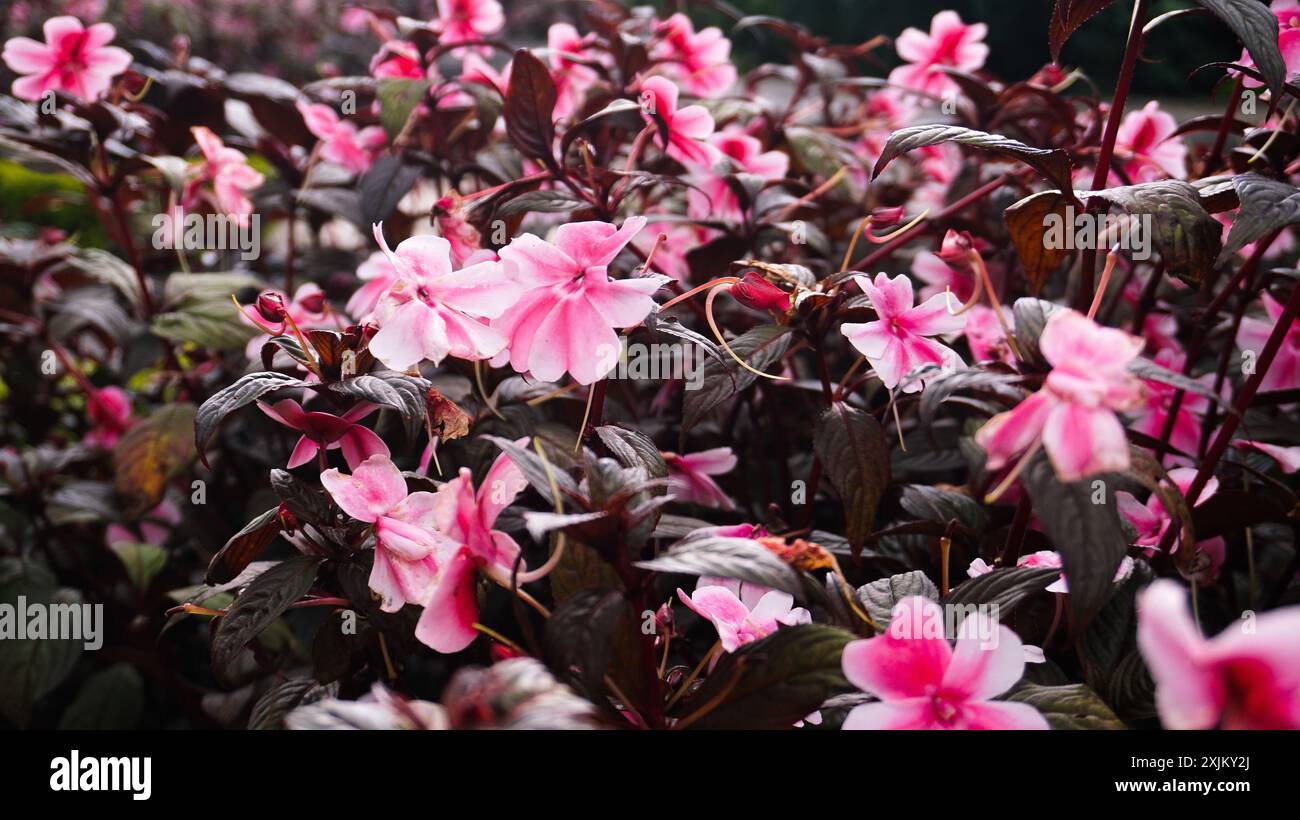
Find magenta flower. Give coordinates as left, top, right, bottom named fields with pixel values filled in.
left=677, top=577, right=809, bottom=653
left=321, top=455, right=457, bottom=613
left=968, top=550, right=1135, bottom=594
left=887, top=11, right=988, bottom=97
left=257, top=398, right=389, bottom=470
left=1112, top=101, right=1187, bottom=183
left=840, top=272, right=966, bottom=393
left=547, top=23, right=599, bottom=120
left=370, top=40, right=426, bottom=80
left=841, top=596, right=1047, bottom=729
left=367, top=224, right=516, bottom=372
left=1138, top=579, right=1300, bottom=729
left=664, top=446, right=737, bottom=510
left=1117, top=467, right=1225, bottom=577
left=85, top=385, right=132, bottom=449
left=1237, top=291, right=1300, bottom=394
left=687, top=128, right=789, bottom=223
left=638, top=76, right=721, bottom=168
left=186, top=126, right=265, bottom=222
left=650, top=13, right=737, bottom=99
left=976, top=310, right=1145, bottom=482
left=495, top=216, right=667, bottom=384
left=435, top=0, right=504, bottom=50
left=296, top=101, right=386, bottom=175
left=105, top=499, right=179, bottom=550
left=415, top=449, right=528, bottom=653
left=2, top=16, right=132, bottom=102
left=963, top=305, right=1015, bottom=364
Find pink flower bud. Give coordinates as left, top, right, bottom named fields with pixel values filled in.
left=731, top=272, right=790, bottom=312
left=255, top=291, right=288, bottom=324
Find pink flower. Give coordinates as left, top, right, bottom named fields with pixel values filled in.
left=2, top=16, right=131, bottom=102
left=1113, top=101, right=1187, bottom=183
left=968, top=550, right=1135, bottom=594
left=414, top=448, right=528, bottom=652
left=257, top=398, right=389, bottom=470
left=677, top=577, right=809, bottom=653
left=650, top=13, right=737, bottom=99
left=638, top=75, right=721, bottom=168
left=460, top=52, right=510, bottom=95
left=296, top=101, right=386, bottom=175
left=912, top=250, right=975, bottom=303
left=187, top=126, right=265, bottom=222
left=841, top=596, right=1047, bottom=729
left=370, top=40, right=425, bottom=80
left=495, top=217, right=667, bottom=384
left=435, top=0, right=504, bottom=50
left=963, top=305, right=1015, bottom=364
left=322, top=455, right=456, bottom=614
left=346, top=251, right=399, bottom=319
left=664, top=447, right=737, bottom=510
left=1117, top=468, right=1226, bottom=576
left=1129, top=349, right=1213, bottom=465
left=976, top=310, right=1145, bottom=482
left=840, top=272, right=965, bottom=393
left=548, top=23, right=598, bottom=121
left=367, top=224, right=516, bottom=372
left=1137, top=579, right=1300, bottom=729
left=887, top=11, right=988, bottom=97
left=1232, top=439, right=1300, bottom=472
left=85, top=385, right=132, bottom=449
left=1237, top=291, right=1300, bottom=394
left=687, top=128, right=789, bottom=222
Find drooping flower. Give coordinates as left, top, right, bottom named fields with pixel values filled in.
left=187, top=126, right=265, bottom=222
left=367, top=224, right=516, bottom=372
left=1113, top=101, right=1187, bottom=183
left=2, top=16, right=132, bottom=102
left=257, top=398, right=389, bottom=470
left=976, top=309, right=1145, bottom=482
left=1232, top=439, right=1300, bottom=472
left=687, top=127, right=789, bottom=223
left=638, top=75, right=721, bottom=168
left=321, top=455, right=456, bottom=613
left=1137, top=579, right=1300, bottom=729
left=663, top=447, right=737, bottom=510
left=841, top=596, right=1048, bottom=730
left=649, top=13, right=737, bottom=99
left=840, top=272, right=966, bottom=393
left=495, top=216, right=667, bottom=384
left=85, top=385, right=132, bottom=449
left=677, top=576, right=809, bottom=653
left=435, top=0, right=504, bottom=51
left=296, top=101, right=386, bottom=175
left=414, top=448, right=528, bottom=653
left=887, top=11, right=988, bottom=97
left=968, top=550, right=1135, bottom=594
left=1237, top=290, right=1300, bottom=394
left=1117, top=467, right=1226, bottom=577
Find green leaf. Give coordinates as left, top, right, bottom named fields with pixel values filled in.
left=151, top=299, right=258, bottom=350
left=683, top=324, right=791, bottom=431
left=814, top=401, right=889, bottom=556
left=109, top=542, right=168, bottom=590
left=377, top=78, right=430, bottom=141
left=211, top=555, right=321, bottom=672
left=0, top=577, right=83, bottom=727
left=874, top=124, right=1075, bottom=194
left=58, top=664, right=144, bottom=730
left=1007, top=683, right=1127, bottom=730
left=1019, top=452, right=1129, bottom=631
left=678, top=624, right=853, bottom=729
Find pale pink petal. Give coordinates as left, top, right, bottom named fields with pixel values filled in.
left=1137, top=579, right=1223, bottom=729
left=953, top=700, right=1049, bottom=730
left=941, top=617, right=1026, bottom=701
left=320, top=454, right=407, bottom=522
left=1042, top=401, right=1130, bottom=482
left=842, top=698, right=938, bottom=730
left=841, top=597, right=952, bottom=699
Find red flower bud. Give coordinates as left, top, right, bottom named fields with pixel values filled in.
left=938, top=229, right=976, bottom=267
left=870, top=206, right=905, bottom=229
left=731, top=272, right=790, bottom=312
left=297, top=290, right=327, bottom=314
left=255, top=291, right=287, bottom=324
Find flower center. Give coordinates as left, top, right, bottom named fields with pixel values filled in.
left=930, top=692, right=959, bottom=724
